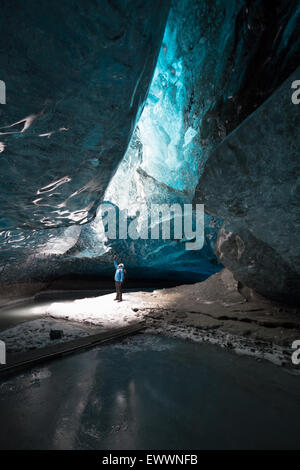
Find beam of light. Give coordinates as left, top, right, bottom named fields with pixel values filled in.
left=45, top=293, right=144, bottom=328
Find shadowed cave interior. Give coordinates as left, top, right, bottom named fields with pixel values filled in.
left=0, top=0, right=300, bottom=451
left=0, top=0, right=299, bottom=304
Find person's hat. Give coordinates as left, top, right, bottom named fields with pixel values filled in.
left=118, top=263, right=124, bottom=268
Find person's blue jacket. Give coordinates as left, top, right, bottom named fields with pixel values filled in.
left=114, top=260, right=125, bottom=282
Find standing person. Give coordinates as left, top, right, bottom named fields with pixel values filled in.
left=113, top=255, right=126, bottom=302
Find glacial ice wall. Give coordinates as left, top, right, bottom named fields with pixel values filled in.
left=76, top=0, right=300, bottom=282
left=74, top=21, right=222, bottom=277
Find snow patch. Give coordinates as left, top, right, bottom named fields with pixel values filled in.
left=45, top=293, right=147, bottom=327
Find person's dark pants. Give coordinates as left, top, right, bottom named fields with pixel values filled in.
left=115, top=281, right=123, bottom=300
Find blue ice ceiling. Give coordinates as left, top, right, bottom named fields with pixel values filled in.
left=0, top=0, right=299, bottom=286
left=136, top=24, right=199, bottom=192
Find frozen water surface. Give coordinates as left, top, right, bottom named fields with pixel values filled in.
left=0, top=334, right=300, bottom=450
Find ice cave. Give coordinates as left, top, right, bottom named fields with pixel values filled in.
left=0, top=0, right=300, bottom=452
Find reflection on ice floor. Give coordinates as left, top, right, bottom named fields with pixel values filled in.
left=0, top=334, right=300, bottom=450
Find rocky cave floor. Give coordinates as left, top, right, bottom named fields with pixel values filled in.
left=1, top=269, right=300, bottom=371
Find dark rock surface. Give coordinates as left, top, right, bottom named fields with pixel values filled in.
left=194, top=66, right=300, bottom=303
